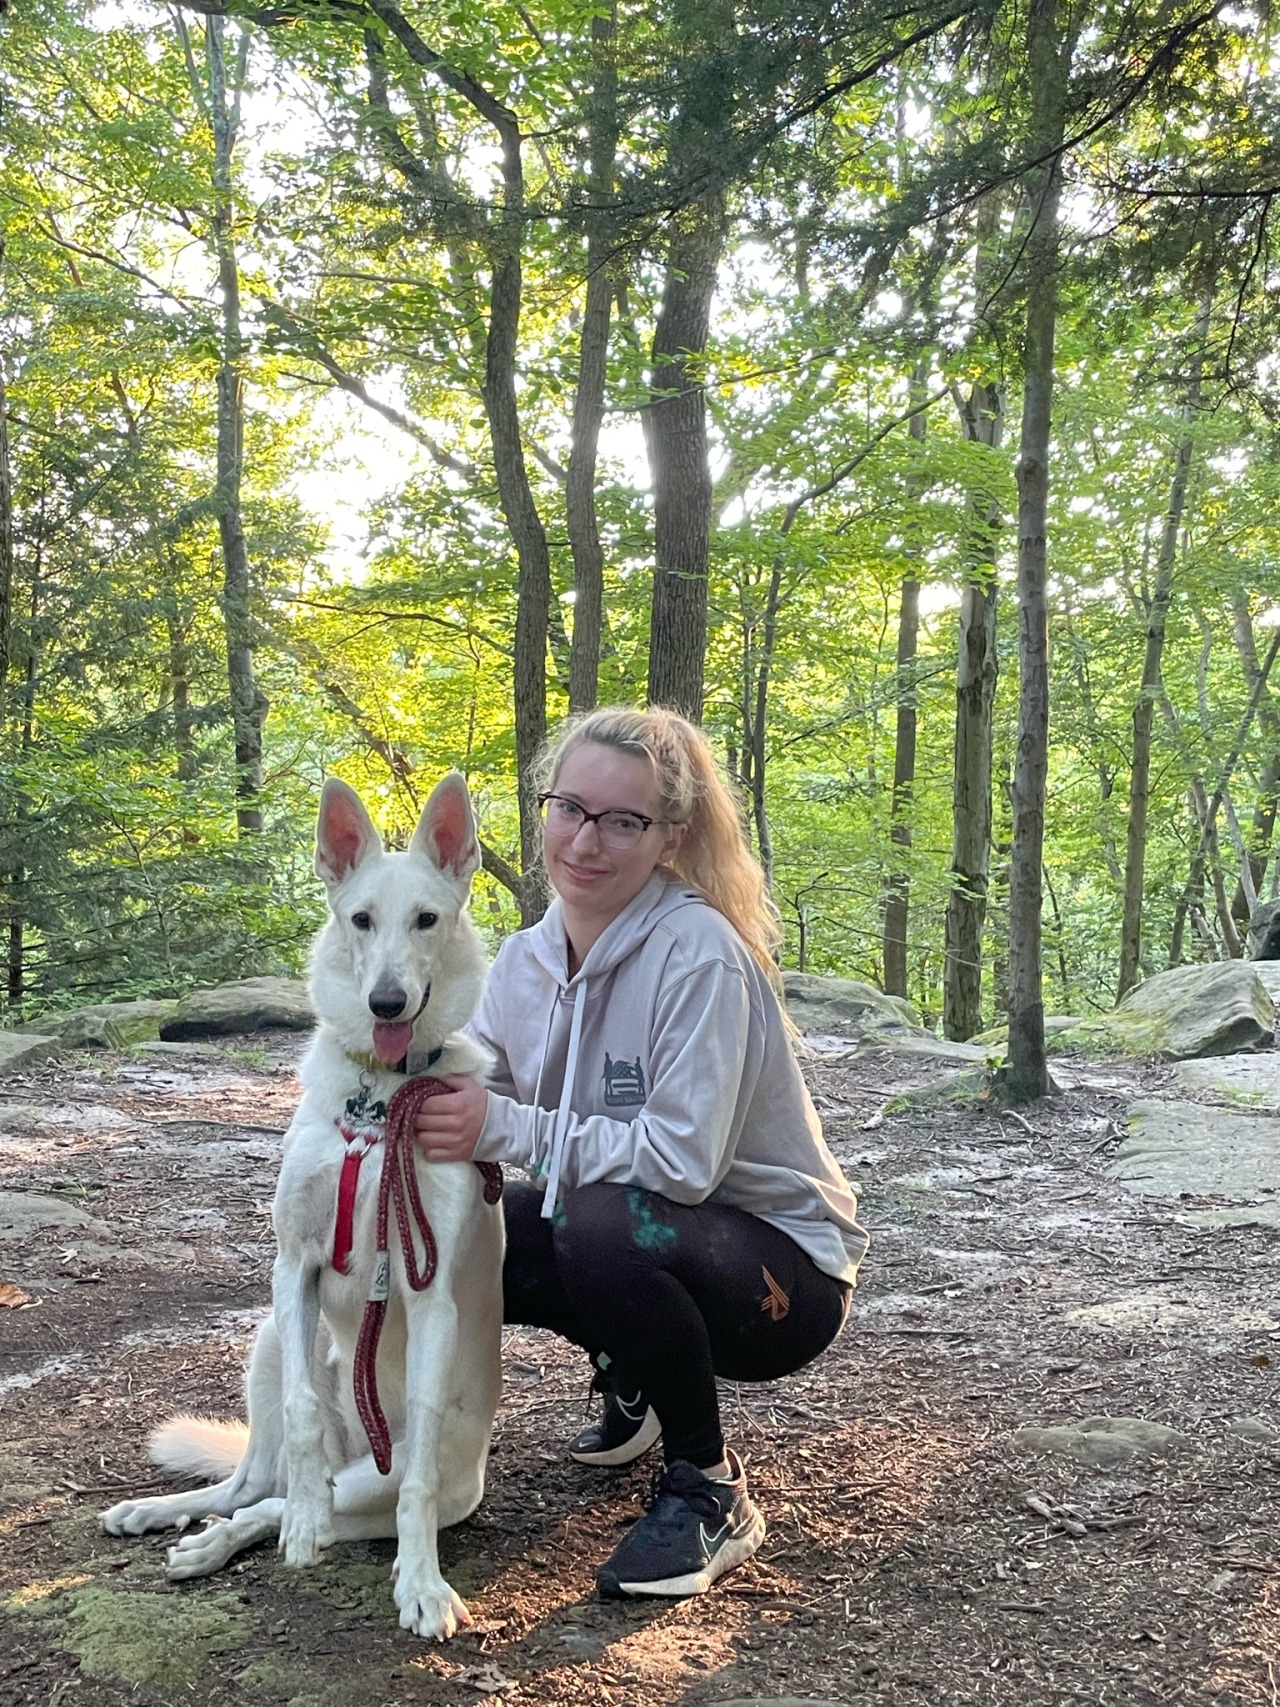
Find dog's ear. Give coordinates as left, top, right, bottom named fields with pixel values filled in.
left=412, top=772, right=480, bottom=881
left=316, top=779, right=382, bottom=885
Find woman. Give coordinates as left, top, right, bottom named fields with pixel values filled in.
left=414, top=706, right=868, bottom=1600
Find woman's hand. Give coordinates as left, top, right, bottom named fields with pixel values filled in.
left=413, top=1074, right=489, bottom=1162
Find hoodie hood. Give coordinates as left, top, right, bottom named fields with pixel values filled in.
left=528, top=870, right=707, bottom=987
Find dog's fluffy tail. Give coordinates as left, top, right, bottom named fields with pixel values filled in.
left=148, top=1415, right=249, bottom=1483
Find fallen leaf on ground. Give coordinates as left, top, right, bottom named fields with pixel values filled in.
left=452, top=1661, right=519, bottom=1694
left=0, top=1283, right=31, bottom=1308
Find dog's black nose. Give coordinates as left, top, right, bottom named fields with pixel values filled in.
left=368, top=986, right=408, bottom=1020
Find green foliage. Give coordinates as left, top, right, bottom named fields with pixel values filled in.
left=2, top=0, right=1279, bottom=1029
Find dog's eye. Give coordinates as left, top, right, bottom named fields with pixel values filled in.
left=416, top=911, right=438, bottom=930
left=351, top=911, right=372, bottom=931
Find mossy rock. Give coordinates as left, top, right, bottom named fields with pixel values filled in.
left=19, top=1000, right=178, bottom=1046
left=784, top=972, right=923, bottom=1035
left=161, top=976, right=314, bottom=1039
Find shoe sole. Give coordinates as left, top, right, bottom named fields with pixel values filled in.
left=568, top=1407, right=662, bottom=1467
left=597, top=1508, right=766, bottom=1598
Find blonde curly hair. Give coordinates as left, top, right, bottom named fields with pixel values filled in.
left=534, top=705, right=783, bottom=992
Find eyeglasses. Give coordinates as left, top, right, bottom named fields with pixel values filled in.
left=537, top=793, right=668, bottom=849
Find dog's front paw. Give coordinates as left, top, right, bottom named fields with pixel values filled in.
left=393, top=1568, right=472, bottom=1641
left=101, top=1497, right=194, bottom=1537
left=278, top=1496, right=334, bottom=1567
left=165, top=1519, right=240, bottom=1580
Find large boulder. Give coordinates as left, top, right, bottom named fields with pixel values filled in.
left=1055, top=960, right=1275, bottom=1061
left=1117, top=960, right=1275, bottom=1056
left=160, top=976, right=313, bottom=1040
left=0, top=1031, right=59, bottom=1072
left=20, top=1000, right=178, bottom=1048
left=783, top=972, right=923, bottom=1036
left=1113, top=1098, right=1280, bottom=1199
left=1248, top=897, right=1280, bottom=960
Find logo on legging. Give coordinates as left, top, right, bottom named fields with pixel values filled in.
left=603, top=1053, right=646, bottom=1106
left=760, top=1267, right=790, bottom=1321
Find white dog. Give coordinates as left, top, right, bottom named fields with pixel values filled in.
left=102, top=774, right=504, bottom=1641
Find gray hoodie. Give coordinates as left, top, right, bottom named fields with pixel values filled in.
left=470, top=871, right=869, bottom=1285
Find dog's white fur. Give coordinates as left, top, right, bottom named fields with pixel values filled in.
left=102, top=774, right=503, bottom=1641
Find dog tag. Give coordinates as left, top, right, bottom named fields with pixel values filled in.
left=368, top=1250, right=391, bottom=1303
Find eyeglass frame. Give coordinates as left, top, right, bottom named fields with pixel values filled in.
left=536, top=792, right=673, bottom=842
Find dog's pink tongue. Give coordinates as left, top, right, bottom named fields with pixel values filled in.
left=372, top=1021, right=415, bottom=1065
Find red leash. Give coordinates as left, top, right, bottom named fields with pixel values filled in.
left=344, top=1076, right=503, bottom=1474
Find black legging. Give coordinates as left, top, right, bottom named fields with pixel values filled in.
left=502, top=1179, right=851, bottom=1470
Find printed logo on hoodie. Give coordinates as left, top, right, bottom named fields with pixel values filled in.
left=603, top=1051, right=646, bottom=1107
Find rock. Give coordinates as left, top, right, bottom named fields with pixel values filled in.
left=1172, top=1052, right=1280, bottom=1114
left=0, top=1190, right=112, bottom=1240
left=1065, top=1290, right=1277, bottom=1332
left=1248, top=897, right=1280, bottom=960
left=1114, top=1098, right=1280, bottom=1200
left=784, top=972, right=923, bottom=1036
left=1228, top=1416, right=1280, bottom=1446
left=20, top=1000, right=178, bottom=1046
left=869, top=1032, right=987, bottom=1064
left=971, top=1015, right=1086, bottom=1055
left=718, top=1700, right=854, bottom=1707
left=1013, top=1416, right=1187, bottom=1467
left=58, top=1014, right=127, bottom=1050
left=1177, top=1205, right=1280, bottom=1230
left=0, top=1031, right=59, bottom=1071
left=1256, top=963, right=1280, bottom=1004
left=160, top=977, right=313, bottom=1040
left=1062, top=961, right=1276, bottom=1061
left=130, top=1040, right=236, bottom=1059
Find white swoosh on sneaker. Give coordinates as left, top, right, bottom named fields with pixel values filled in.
left=699, top=1520, right=731, bottom=1554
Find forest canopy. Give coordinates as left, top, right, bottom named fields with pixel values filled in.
left=2, top=0, right=1278, bottom=1067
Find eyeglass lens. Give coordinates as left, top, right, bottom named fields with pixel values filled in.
left=543, top=798, right=647, bottom=847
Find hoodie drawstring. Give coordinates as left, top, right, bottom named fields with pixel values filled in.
left=540, top=980, right=585, bottom=1219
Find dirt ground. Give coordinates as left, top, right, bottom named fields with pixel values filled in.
left=2, top=1029, right=1278, bottom=1707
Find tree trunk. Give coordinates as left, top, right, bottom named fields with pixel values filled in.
left=207, top=19, right=265, bottom=836
left=883, top=368, right=927, bottom=998
left=1176, top=624, right=1280, bottom=942
left=0, top=345, right=11, bottom=708
left=1117, top=289, right=1210, bottom=997
left=352, top=2, right=550, bottom=918
left=566, top=6, right=618, bottom=714
left=645, top=190, right=727, bottom=720
left=1229, top=588, right=1280, bottom=910
left=999, top=0, right=1068, bottom=1105
left=943, top=381, right=1002, bottom=1039
left=482, top=124, right=552, bottom=918
left=6, top=550, right=38, bottom=1013
left=741, top=556, right=783, bottom=888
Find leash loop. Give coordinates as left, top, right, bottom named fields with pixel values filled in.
left=347, top=1076, right=503, bottom=1474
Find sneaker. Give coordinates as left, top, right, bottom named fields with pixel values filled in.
left=596, top=1450, right=766, bottom=1598
left=568, top=1388, right=662, bottom=1467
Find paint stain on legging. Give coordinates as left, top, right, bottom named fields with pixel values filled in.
left=627, top=1189, right=678, bottom=1252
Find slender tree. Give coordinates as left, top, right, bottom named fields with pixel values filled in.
left=999, top=0, right=1071, bottom=1104
left=883, top=366, right=928, bottom=998
left=202, top=16, right=265, bottom=834
left=1117, top=284, right=1211, bottom=995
